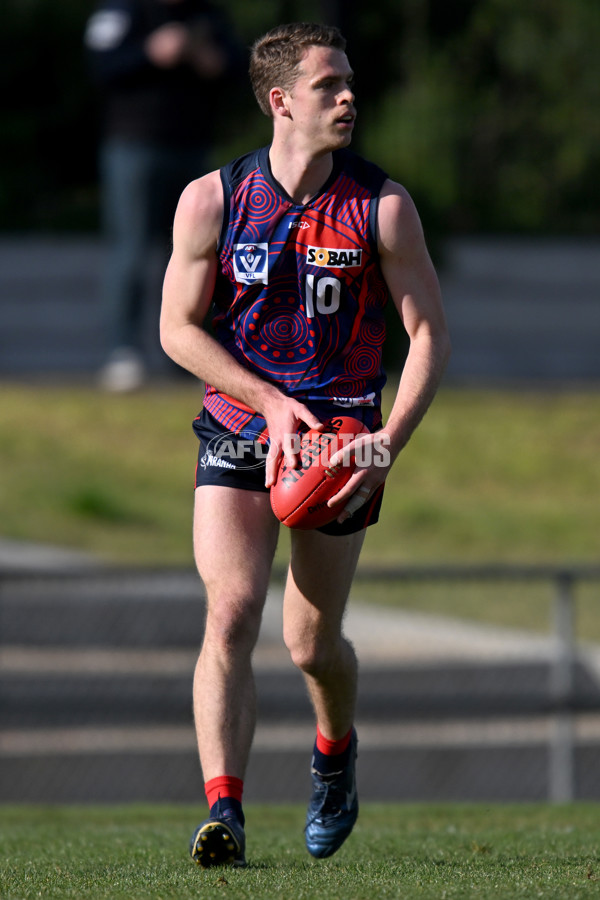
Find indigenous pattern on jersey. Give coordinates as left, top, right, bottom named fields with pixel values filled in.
left=203, top=146, right=389, bottom=437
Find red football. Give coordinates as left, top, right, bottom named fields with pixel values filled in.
left=270, top=416, right=369, bottom=529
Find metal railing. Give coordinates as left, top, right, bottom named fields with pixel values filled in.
left=2, top=562, right=600, bottom=802
left=352, top=563, right=600, bottom=801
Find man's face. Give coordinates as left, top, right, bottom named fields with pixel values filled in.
left=284, top=45, right=356, bottom=153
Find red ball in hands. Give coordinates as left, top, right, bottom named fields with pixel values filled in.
left=270, top=416, right=369, bottom=529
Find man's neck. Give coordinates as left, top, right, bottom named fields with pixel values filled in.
left=268, top=143, right=335, bottom=206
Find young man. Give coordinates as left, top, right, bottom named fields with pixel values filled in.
left=160, top=23, right=450, bottom=867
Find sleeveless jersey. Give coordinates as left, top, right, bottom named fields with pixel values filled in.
left=203, top=145, right=390, bottom=437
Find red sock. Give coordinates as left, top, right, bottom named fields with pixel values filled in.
left=204, top=775, right=244, bottom=810
left=316, top=725, right=353, bottom=756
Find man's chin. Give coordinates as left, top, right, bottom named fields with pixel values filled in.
left=326, top=132, right=353, bottom=152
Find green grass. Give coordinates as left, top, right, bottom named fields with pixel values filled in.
left=2, top=804, right=600, bottom=899
left=2, top=380, right=598, bottom=567
left=1, top=380, right=599, bottom=635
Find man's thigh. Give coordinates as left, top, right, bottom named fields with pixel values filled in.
left=283, top=528, right=366, bottom=637
left=193, top=485, right=279, bottom=602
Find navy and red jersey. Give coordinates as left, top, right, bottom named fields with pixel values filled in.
left=203, top=145, right=390, bottom=437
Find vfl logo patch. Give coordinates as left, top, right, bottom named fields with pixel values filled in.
left=307, top=246, right=362, bottom=268
left=233, top=243, right=269, bottom=285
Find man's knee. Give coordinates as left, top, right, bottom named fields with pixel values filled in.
left=285, top=629, right=342, bottom=678
left=203, top=590, right=264, bottom=654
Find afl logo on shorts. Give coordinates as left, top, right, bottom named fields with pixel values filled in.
left=233, top=243, right=269, bottom=285
left=307, top=246, right=363, bottom=268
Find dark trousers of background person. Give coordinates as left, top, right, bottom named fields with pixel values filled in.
left=99, top=137, right=206, bottom=389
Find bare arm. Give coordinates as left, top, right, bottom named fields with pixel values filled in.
left=330, top=179, right=451, bottom=516
left=376, top=180, right=451, bottom=457
left=160, top=173, right=321, bottom=485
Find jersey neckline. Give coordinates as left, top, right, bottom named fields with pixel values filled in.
left=257, top=145, right=344, bottom=209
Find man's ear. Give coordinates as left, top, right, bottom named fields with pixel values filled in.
left=269, top=86, right=292, bottom=118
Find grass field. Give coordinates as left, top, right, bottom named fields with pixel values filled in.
left=2, top=380, right=598, bottom=566
left=1, top=380, right=599, bottom=634
left=2, top=385, right=600, bottom=899
left=2, top=804, right=600, bottom=899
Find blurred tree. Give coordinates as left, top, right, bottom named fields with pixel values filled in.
left=362, top=0, right=600, bottom=233
left=0, top=0, right=99, bottom=230
left=456, top=0, right=600, bottom=232
left=0, top=0, right=598, bottom=233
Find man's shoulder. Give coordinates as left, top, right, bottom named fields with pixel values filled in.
left=175, top=170, right=224, bottom=232
left=220, top=147, right=268, bottom=191
left=333, top=149, right=388, bottom=194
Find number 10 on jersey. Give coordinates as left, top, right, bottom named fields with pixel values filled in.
left=305, top=274, right=342, bottom=319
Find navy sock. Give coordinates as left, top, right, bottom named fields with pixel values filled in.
left=210, top=797, right=245, bottom=827
left=311, top=737, right=353, bottom=776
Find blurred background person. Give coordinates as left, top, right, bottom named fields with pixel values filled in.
left=85, top=0, right=244, bottom=391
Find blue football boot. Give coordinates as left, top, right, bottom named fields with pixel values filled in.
left=189, top=805, right=246, bottom=868
left=304, top=729, right=358, bottom=858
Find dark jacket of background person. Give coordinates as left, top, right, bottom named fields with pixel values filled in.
left=85, top=0, right=243, bottom=148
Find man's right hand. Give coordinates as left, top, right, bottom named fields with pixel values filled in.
left=262, top=395, right=323, bottom=488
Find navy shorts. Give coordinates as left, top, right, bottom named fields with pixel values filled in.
left=193, top=408, right=383, bottom=536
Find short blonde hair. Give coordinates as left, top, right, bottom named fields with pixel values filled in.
left=250, top=22, right=346, bottom=117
